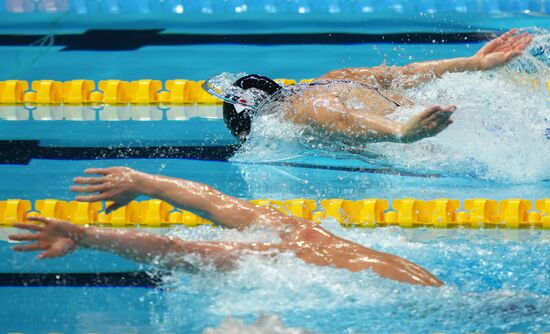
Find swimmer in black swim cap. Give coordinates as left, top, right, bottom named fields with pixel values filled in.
left=204, top=30, right=532, bottom=144
left=221, top=74, right=282, bottom=142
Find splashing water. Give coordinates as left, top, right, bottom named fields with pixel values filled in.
left=203, top=72, right=274, bottom=108
left=234, top=30, right=550, bottom=184
left=145, top=222, right=550, bottom=333
left=203, top=314, right=312, bottom=334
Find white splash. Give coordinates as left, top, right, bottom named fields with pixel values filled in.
left=370, top=68, right=549, bottom=183
left=235, top=30, right=550, bottom=184
left=203, top=314, right=312, bottom=334
left=148, top=222, right=550, bottom=333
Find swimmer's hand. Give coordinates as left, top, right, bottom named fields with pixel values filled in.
left=71, top=167, right=144, bottom=214
left=9, top=216, right=83, bottom=259
left=473, top=29, right=532, bottom=70
left=398, top=105, right=455, bottom=143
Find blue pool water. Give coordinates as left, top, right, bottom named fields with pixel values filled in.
left=1, top=3, right=550, bottom=333
left=2, top=227, right=550, bottom=333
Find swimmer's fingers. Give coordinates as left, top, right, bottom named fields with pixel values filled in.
left=500, top=29, right=518, bottom=40
left=84, top=168, right=113, bottom=176
left=9, top=232, right=40, bottom=242
left=511, top=34, right=532, bottom=51
left=428, top=112, right=452, bottom=128
left=421, top=106, right=455, bottom=135
left=480, top=29, right=529, bottom=56
left=425, top=114, right=452, bottom=131
left=481, top=29, right=517, bottom=53
left=428, top=117, right=453, bottom=132
left=421, top=106, right=455, bottom=123
left=73, top=176, right=107, bottom=185
left=495, top=33, right=531, bottom=52
left=74, top=193, right=112, bottom=202
left=510, top=33, right=531, bottom=46
left=400, top=106, right=453, bottom=143
left=503, top=31, right=527, bottom=44
left=70, top=184, right=109, bottom=194
left=434, top=107, right=455, bottom=119
left=426, top=109, right=454, bottom=123
left=420, top=105, right=445, bottom=118
left=423, top=118, right=452, bottom=138
left=25, top=216, right=58, bottom=225
left=12, top=222, right=43, bottom=232
left=12, top=243, right=44, bottom=253
left=496, top=29, right=519, bottom=45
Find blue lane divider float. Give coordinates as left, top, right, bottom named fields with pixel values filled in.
left=2, top=0, right=549, bottom=15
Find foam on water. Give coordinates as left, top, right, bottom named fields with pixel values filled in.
left=146, top=223, right=550, bottom=333
left=234, top=30, right=550, bottom=184
left=203, top=314, right=311, bottom=334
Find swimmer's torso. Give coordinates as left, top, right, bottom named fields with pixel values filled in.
left=285, top=81, right=412, bottom=125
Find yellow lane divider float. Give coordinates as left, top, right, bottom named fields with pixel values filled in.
left=0, top=79, right=314, bottom=120
left=0, top=198, right=549, bottom=229
left=0, top=77, right=547, bottom=107
left=1, top=78, right=547, bottom=120
left=0, top=78, right=314, bottom=106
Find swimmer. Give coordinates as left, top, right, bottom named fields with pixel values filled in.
left=212, top=29, right=532, bottom=143
left=9, top=167, right=442, bottom=287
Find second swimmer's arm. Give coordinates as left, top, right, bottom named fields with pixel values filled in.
left=71, top=167, right=284, bottom=231
left=9, top=216, right=240, bottom=269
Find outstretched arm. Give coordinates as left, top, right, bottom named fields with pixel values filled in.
left=71, top=167, right=284, bottom=230
left=320, top=29, right=532, bottom=88
left=392, top=29, right=532, bottom=86
left=291, top=95, right=455, bottom=143
left=9, top=216, right=242, bottom=269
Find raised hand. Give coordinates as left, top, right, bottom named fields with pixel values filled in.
left=9, top=216, right=84, bottom=259
left=474, top=29, right=532, bottom=70
left=71, top=167, right=143, bottom=213
left=398, top=105, right=455, bottom=143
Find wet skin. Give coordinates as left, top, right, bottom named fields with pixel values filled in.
left=10, top=167, right=442, bottom=287
left=8, top=31, right=531, bottom=287
left=283, top=29, right=532, bottom=144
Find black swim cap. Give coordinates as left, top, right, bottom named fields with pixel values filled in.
left=223, top=74, right=282, bottom=142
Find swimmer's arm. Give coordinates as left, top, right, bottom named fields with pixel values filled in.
left=9, top=216, right=238, bottom=269
left=321, top=29, right=531, bottom=88
left=71, top=167, right=284, bottom=231
left=320, top=59, right=477, bottom=89
left=137, top=172, right=282, bottom=230
left=397, top=29, right=532, bottom=80
left=303, top=103, right=403, bottom=142
left=292, top=97, right=453, bottom=143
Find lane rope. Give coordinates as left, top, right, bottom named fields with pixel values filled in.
left=1, top=198, right=549, bottom=229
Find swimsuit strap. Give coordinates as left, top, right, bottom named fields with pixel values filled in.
left=307, top=80, right=401, bottom=107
